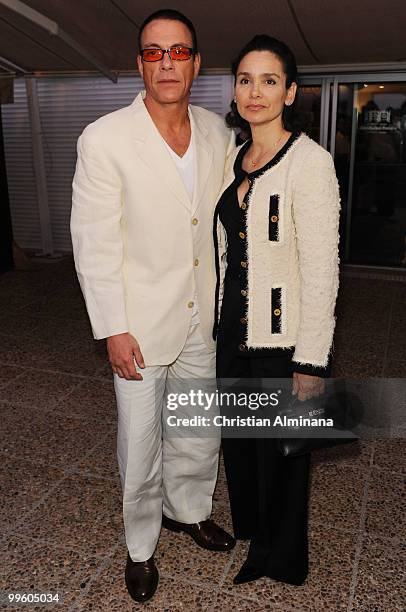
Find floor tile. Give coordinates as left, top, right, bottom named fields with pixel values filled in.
left=221, top=526, right=357, bottom=610
left=0, top=334, right=56, bottom=368
left=311, top=439, right=373, bottom=470
left=0, top=535, right=102, bottom=609
left=0, top=314, right=42, bottom=338
left=383, top=359, right=406, bottom=377
left=212, top=501, right=234, bottom=535
left=373, top=438, right=406, bottom=474
left=378, top=378, right=406, bottom=435
left=155, top=525, right=232, bottom=587
left=0, top=365, right=25, bottom=391
left=333, top=333, right=387, bottom=361
left=309, top=463, right=365, bottom=532
left=0, top=287, right=48, bottom=311
left=332, top=353, right=383, bottom=378
left=78, top=547, right=216, bottom=611
left=386, top=340, right=406, bottom=363
left=364, top=467, right=405, bottom=541
left=0, top=454, right=64, bottom=534
left=1, top=260, right=405, bottom=612
left=0, top=370, right=82, bottom=409
left=73, top=428, right=119, bottom=481
left=41, top=339, right=108, bottom=377
left=54, top=378, right=116, bottom=423
left=1, top=403, right=111, bottom=470
left=21, top=294, right=88, bottom=321
left=338, top=277, right=396, bottom=301
left=350, top=535, right=406, bottom=611
left=18, top=474, right=123, bottom=557
left=93, top=362, right=114, bottom=380
left=212, top=591, right=284, bottom=610
left=213, top=455, right=230, bottom=506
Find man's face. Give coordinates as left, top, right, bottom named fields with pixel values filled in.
left=137, top=19, right=200, bottom=105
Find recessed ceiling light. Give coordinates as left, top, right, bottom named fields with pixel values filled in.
left=363, top=83, right=368, bottom=87
left=379, top=85, right=384, bottom=89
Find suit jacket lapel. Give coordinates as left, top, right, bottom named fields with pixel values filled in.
left=189, top=107, right=213, bottom=216
left=130, top=93, right=191, bottom=212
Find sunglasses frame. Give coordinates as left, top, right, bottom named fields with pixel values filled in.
left=141, top=46, right=195, bottom=62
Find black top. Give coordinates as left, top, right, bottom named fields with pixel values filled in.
left=213, top=131, right=332, bottom=377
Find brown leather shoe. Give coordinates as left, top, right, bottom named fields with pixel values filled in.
left=162, top=515, right=235, bottom=552
left=125, top=553, right=159, bottom=603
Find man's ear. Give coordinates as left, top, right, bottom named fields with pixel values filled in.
left=137, top=54, right=144, bottom=77
left=193, top=52, right=201, bottom=79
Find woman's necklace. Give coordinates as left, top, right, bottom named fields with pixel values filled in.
left=249, top=131, right=285, bottom=167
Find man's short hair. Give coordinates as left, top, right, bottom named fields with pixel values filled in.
left=138, top=9, right=198, bottom=53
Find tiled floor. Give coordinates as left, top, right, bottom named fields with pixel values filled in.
left=0, top=258, right=405, bottom=611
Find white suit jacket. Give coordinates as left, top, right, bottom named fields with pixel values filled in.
left=71, top=91, right=234, bottom=365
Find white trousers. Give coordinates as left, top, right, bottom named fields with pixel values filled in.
left=114, top=322, right=220, bottom=562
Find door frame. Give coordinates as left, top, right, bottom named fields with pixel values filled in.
left=299, top=72, right=406, bottom=265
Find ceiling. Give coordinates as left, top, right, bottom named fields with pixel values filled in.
left=0, top=0, right=406, bottom=79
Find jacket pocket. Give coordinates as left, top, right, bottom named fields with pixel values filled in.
left=268, top=194, right=280, bottom=242
left=271, top=286, right=283, bottom=334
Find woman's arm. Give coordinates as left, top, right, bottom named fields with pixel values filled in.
left=291, top=145, right=341, bottom=380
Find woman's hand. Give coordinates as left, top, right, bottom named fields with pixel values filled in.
left=292, top=372, right=325, bottom=401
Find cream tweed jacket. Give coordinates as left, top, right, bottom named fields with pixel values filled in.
left=214, top=132, right=341, bottom=371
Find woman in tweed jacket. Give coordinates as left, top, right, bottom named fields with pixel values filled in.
left=213, top=35, right=340, bottom=586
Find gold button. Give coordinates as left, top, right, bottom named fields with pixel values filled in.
left=273, top=308, right=281, bottom=316
left=240, top=317, right=247, bottom=324
left=240, top=202, right=247, bottom=210
left=192, top=218, right=198, bottom=225
left=240, top=261, right=247, bottom=268
left=271, top=215, right=278, bottom=223
left=239, top=232, right=246, bottom=239
left=241, top=289, right=247, bottom=297
left=238, top=343, right=246, bottom=351
left=194, top=258, right=199, bottom=266
left=188, top=301, right=194, bottom=308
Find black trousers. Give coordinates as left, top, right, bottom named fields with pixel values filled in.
left=216, top=343, right=311, bottom=585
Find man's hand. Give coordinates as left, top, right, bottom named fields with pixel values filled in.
left=292, top=372, right=325, bottom=401
left=107, top=332, right=145, bottom=380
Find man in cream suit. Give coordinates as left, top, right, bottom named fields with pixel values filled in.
left=71, top=9, right=235, bottom=604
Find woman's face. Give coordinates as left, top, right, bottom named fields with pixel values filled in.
left=234, top=50, right=297, bottom=128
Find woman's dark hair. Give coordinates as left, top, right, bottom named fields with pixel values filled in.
left=226, top=34, right=299, bottom=136
left=138, top=9, right=198, bottom=53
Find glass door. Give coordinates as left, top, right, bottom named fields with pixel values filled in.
left=331, top=78, right=406, bottom=268
left=296, top=83, right=322, bottom=142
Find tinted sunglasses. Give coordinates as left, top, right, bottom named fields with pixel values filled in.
left=141, top=46, right=194, bottom=62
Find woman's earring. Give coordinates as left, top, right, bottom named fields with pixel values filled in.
left=233, top=96, right=237, bottom=103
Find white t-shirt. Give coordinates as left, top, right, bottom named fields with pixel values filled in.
left=164, top=134, right=195, bottom=201
left=163, top=132, right=200, bottom=324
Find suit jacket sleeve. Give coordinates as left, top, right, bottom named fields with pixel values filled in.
left=71, top=128, right=129, bottom=340
left=291, top=146, right=341, bottom=376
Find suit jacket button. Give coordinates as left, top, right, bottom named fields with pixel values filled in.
left=271, top=215, right=278, bottom=222
left=194, top=258, right=199, bottom=266
left=240, top=261, right=247, bottom=268
left=273, top=308, right=281, bottom=316
left=238, top=343, right=246, bottom=351
left=240, top=202, right=247, bottom=210
left=192, top=218, right=198, bottom=225
left=239, top=232, right=246, bottom=239
left=240, top=317, right=247, bottom=324
left=188, top=301, right=194, bottom=308
left=240, top=289, right=247, bottom=297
